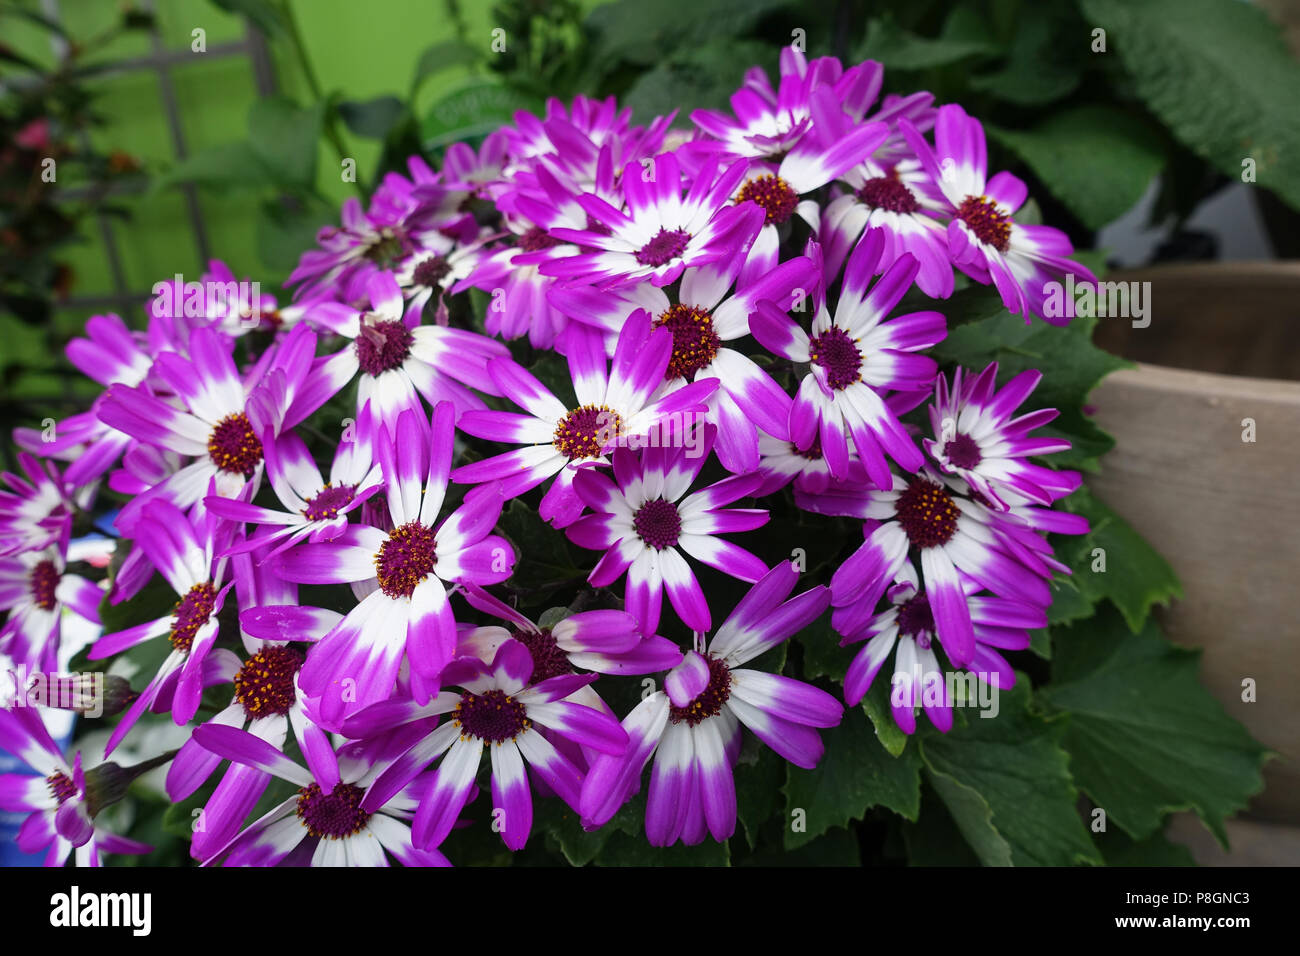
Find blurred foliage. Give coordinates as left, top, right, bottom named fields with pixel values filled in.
left=0, top=2, right=153, bottom=424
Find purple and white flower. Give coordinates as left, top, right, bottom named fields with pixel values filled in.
left=276, top=403, right=515, bottom=727
left=192, top=724, right=449, bottom=866
left=580, top=562, right=841, bottom=846
left=0, top=706, right=150, bottom=866
left=540, top=152, right=764, bottom=289
left=566, top=432, right=769, bottom=634
left=751, top=233, right=946, bottom=486
left=343, top=638, right=629, bottom=852
left=901, top=104, right=1096, bottom=322
left=452, top=313, right=718, bottom=527
left=924, top=362, right=1074, bottom=510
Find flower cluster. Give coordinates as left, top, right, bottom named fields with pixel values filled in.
left=0, top=48, right=1092, bottom=866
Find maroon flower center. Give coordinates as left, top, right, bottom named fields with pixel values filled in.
left=234, top=645, right=304, bottom=719
left=30, top=559, right=59, bottom=611
left=895, top=479, right=961, bottom=549
left=303, top=484, right=357, bottom=521
left=517, top=226, right=561, bottom=252
left=857, top=175, right=920, bottom=214
left=511, top=628, right=572, bottom=684
left=655, top=304, right=721, bottom=380
left=355, top=319, right=414, bottom=376
left=896, top=593, right=935, bottom=639
left=412, top=254, right=452, bottom=289
left=374, top=521, right=437, bottom=599
left=207, top=413, right=263, bottom=478
left=47, top=771, right=78, bottom=805
left=553, top=405, right=620, bottom=460
left=633, top=497, right=682, bottom=551
left=809, top=326, right=862, bottom=391
left=297, top=782, right=371, bottom=839
left=363, top=231, right=405, bottom=267
left=956, top=195, right=1012, bottom=252
left=170, top=582, right=217, bottom=652
left=635, top=227, right=691, bottom=267
left=454, top=688, right=530, bottom=743
left=735, top=174, right=799, bottom=225
left=668, top=655, right=732, bottom=726
left=791, top=437, right=823, bottom=461
left=943, top=433, right=983, bottom=469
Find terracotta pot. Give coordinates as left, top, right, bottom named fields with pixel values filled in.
left=1085, top=263, right=1300, bottom=859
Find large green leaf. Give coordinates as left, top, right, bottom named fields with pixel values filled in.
left=248, top=97, right=326, bottom=189
left=920, top=682, right=1102, bottom=866
left=410, top=40, right=483, bottom=94
left=782, top=704, right=922, bottom=850
left=900, top=781, right=984, bottom=866
left=337, top=96, right=407, bottom=140
left=154, top=142, right=274, bottom=193
left=856, top=9, right=999, bottom=70
left=1039, top=605, right=1269, bottom=847
left=586, top=0, right=790, bottom=70
left=1056, top=485, right=1181, bottom=632
left=1096, top=825, right=1197, bottom=867
left=1080, top=0, right=1300, bottom=211
left=734, top=744, right=786, bottom=849
left=209, top=0, right=289, bottom=39
left=968, top=3, right=1084, bottom=105
left=256, top=194, right=333, bottom=274
left=989, top=106, right=1165, bottom=230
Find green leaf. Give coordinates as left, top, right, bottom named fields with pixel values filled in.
left=1080, top=0, right=1300, bottom=211
left=495, top=499, right=586, bottom=602
left=586, top=0, right=790, bottom=69
left=1033, top=577, right=1097, bottom=659
left=739, top=825, right=861, bottom=866
left=534, top=797, right=623, bottom=866
left=256, top=194, right=332, bottom=274
left=968, top=4, right=1084, bottom=105
left=154, top=141, right=273, bottom=193
left=989, top=107, right=1165, bottom=230
left=411, top=40, right=482, bottom=93
left=783, top=705, right=922, bottom=850
left=795, top=614, right=846, bottom=684
left=734, top=743, right=786, bottom=849
left=337, top=96, right=406, bottom=140
left=248, top=97, right=326, bottom=188
left=596, top=829, right=730, bottom=866
left=856, top=10, right=1000, bottom=70
left=622, top=40, right=775, bottom=126
left=421, top=80, right=541, bottom=151
left=210, top=0, right=289, bottom=38
left=900, top=780, right=985, bottom=866
left=1096, top=825, right=1197, bottom=867
left=1056, top=485, right=1181, bottom=632
left=920, top=681, right=1103, bottom=866
left=1039, top=604, right=1269, bottom=847
left=923, top=768, right=1013, bottom=866
left=862, top=680, right=909, bottom=758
